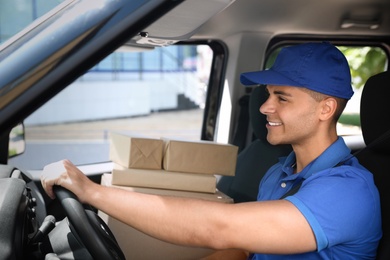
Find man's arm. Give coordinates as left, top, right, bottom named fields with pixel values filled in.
left=41, top=160, right=317, bottom=254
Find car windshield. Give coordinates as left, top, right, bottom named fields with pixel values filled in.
left=1, top=0, right=214, bottom=170
left=10, top=44, right=213, bottom=170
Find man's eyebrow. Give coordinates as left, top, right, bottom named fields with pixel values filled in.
left=265, top=86, right=293, bottom=97
left=273, top=90, right=292, bottom=96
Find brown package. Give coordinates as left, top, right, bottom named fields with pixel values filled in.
left=111, top=164, right=217, bottom=193
left=163, top=139, right=238, bottom=176
left=109, top=132, right=163, bottom=170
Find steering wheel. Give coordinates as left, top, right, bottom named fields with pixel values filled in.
left=53, top=186, right=125, bottom=260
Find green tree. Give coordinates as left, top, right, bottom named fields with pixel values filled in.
left=339, top=46, right=387, bottom=89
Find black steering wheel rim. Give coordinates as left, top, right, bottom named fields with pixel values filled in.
left=54, top=186, right=125, bottom=260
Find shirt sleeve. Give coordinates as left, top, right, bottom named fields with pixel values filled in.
left=285, top=166, right=380, bottom=251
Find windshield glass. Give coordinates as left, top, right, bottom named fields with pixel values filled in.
left=1, top=0, right=193, bottom=170
left=9, top=44, right=213, bottom=170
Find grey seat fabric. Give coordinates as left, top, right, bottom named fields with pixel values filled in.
left=354, top=71, right=390, bottom=260
left=217, top=86, right=291, bottom=203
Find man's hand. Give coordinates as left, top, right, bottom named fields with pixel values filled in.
left=41, top=159, right=92, bottom=202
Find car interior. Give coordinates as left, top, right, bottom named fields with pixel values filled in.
left=0, top=0, right=389, bottom=259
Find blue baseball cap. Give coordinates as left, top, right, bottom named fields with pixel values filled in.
left=240, top=42, right=354, bottom=100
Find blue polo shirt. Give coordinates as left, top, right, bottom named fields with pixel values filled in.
left=252, top=137, right=382, bottom=260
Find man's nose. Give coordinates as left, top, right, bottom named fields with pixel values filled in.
left=259, top=98, right=273, bottom=115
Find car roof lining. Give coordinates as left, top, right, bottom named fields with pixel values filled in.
left=123, top=0, right=390, bottom=50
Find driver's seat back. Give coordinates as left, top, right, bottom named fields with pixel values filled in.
left=354, top=71, right=390, bottom=259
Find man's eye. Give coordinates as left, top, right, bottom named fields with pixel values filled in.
left=278, top=96, right=287, bottom=102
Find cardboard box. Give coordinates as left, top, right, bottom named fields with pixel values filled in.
left=98, top=174, right=232, bottom=260
left=163, top=139, right=238, bottom=176
left=112, top=164, right=217, bottom=193
left=103, top=173, right=232, bottom=203
left=109, top=132, right=163, bottom=170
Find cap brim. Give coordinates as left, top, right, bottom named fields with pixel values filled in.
left=240, top=69, right=302, bottom=87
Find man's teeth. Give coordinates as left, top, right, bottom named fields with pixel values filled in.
left=269, top=122, right=282, bottom=126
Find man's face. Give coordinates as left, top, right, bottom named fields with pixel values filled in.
left=259, top=85, right=322, bottom=146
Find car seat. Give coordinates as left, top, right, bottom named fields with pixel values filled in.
left=217, top=86, right=292, bottom=203
left=354, top=70, right=390, bottom=260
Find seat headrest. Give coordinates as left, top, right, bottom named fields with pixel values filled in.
left=360, top=71, right=390, bottom=153
left=249, top=86, right=268, bottom=141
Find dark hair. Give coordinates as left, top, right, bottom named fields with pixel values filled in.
left=300, top=88, right=348, bottom=123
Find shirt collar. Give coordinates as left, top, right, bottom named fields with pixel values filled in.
left=278, top=137, right=351, bottom=180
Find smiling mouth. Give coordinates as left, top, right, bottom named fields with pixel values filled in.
left=268, top=121, right=282, bottom=126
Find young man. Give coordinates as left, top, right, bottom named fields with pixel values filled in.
left=41, top=42, right=382, bottom=259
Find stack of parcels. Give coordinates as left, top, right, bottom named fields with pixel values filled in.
left=108, top=132, right=238, bottom=194
left=102, top=133, right=238, bottom=259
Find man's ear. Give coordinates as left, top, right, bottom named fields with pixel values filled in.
left=319, top=97, right=337, bottom=121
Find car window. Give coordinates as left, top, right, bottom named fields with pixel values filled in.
left=9, top=44, right=213, bottom=170
left=265, top=44, right=388, bottom=136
